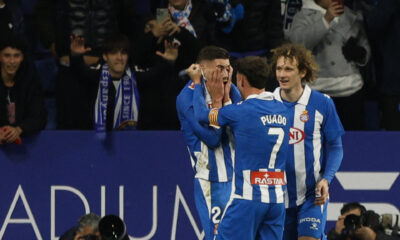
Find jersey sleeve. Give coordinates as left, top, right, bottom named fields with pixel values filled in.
left=230, top=84, right=242, bottom=104
left=192, top=84, right=239, bottom=128
left=322, top=97, right=345, bottom=141
left=177, top=88, right=222, bottom=148
left=193, top=84, right=211, bottom=124
left=322, top=136, right=343, bottom=183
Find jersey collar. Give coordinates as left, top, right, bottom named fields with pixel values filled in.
left=246, top=91, right=274, bottom=101
left=273, top=85, right=312, bottom=106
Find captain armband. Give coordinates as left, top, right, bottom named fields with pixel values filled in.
left=209, top=108, right=220, bottom=129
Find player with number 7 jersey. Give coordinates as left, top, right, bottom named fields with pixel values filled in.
left=192, top=56, right=291, bottom=240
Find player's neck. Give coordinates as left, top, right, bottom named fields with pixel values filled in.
left=243, top=88, right=265, bottom=100
left=280, top=84, right=304, bottom=103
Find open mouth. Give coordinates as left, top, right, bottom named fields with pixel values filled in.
left=279, top=79, right=289, bottom=84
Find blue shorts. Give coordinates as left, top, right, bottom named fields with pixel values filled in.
left=215, top=198, right=285, bottom=240
left=284, top=198, right=328, bottom=240
left=194, top=178, right=232, bottom=240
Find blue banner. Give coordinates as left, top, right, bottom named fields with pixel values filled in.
left=0, top=131, right=399, bottom=239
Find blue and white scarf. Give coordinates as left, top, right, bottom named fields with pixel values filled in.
left=169, top=0, right=197, bottom=38
left=94, top=64, right=139, bottom=133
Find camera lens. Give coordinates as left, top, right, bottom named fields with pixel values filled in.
left=98, top=215, right=127, bottom=240
left=344, top=214, right=362, bottom=231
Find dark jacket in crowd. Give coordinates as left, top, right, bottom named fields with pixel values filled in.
left=367, top=0, right=400, bottom=96
left=0, top=60, right=46, bottom=135
left=216, top=0, right=284, bottom=53
left=34, top=0, right=138, bottom=58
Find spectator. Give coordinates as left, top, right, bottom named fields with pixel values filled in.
left=214, top=0, right=284, bottom=91
left=165, top=0, right=216, bottom=46
left=134, top=16, right=189, bottom=130
left=69, top=34, right=178, bottom=131
left=282, top=0, right=303, bottom=37
left=288, top=0, right=371, bottom=130
left=367, top=0, right=400, bottom=131
left=34, top=0, right=139, bottom=130
left=135, top=14, right=201, bottom=76
left=0, top=33, right=46, bottom=144
left=59, top=213, right=100, bottom=240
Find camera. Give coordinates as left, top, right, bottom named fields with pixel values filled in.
left=344, top=211, right=381, bottom=232
left=99, top=215, right=128, bottom=240
left=344, top=211, right=400, bottom=240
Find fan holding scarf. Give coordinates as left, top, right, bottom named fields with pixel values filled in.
left=69, top=34, right=178, bottom=132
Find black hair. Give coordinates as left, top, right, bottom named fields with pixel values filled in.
left=340, top=202, right=367, bottom=215
left=235, top=56, right=270, bottom=89
left=103, top=34, right=131, bottom=55
left=0, top=33, right=28, bottom=55
left=196, top=45, right=230, bottom=63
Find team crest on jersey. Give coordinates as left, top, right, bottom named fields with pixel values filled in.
left=289, top=127, right=305, bottom=144
left=300, top=110, right=310, bottom=122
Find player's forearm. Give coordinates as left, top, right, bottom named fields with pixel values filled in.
left=193, top=84, right=212, bottom=124
left=322, top=136, right=343, bottom=183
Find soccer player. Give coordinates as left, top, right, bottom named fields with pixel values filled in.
left=271, top=43, right=344, bottom=240
left=190, top=56, right=290, bottom=240
left=176, top=46, right=241, bottom=240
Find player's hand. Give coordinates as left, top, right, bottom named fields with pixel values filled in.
left=156, top=40, right=179, bottom=62
left=223, top=72, right=232, bottom=104
left=324, top=2, right=344, bottom=23
left=207, top=69, right=224, bottom=108
left=315, top=178, right=329, bottom=205
left=2, top=126, right=22, bottom=143
left=70, top=35, right=92, bottom=56
left=223, top=65, right=234, bottom=104
left=186, top=64, right=202, bottom=84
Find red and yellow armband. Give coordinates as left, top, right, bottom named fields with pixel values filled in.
left=209, top=108, right=220, bottom=128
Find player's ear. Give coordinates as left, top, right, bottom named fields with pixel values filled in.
left=300, top=69, right=307, bottom=79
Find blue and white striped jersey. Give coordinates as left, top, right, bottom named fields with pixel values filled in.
left=193, top=87, right=291, bottom=204
left=273, top=85, right=345, bottom=208
left=176, top=80, right=240, bottom=182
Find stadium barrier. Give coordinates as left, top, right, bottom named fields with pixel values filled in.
left=0, top=131, right=399, bottom=239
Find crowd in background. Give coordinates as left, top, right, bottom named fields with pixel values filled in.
left=0, top=0, right=399, bottom=141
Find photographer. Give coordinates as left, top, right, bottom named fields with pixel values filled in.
left=328, top=202, right=367, bottom=240
left=59, top=213, right=100, bottom=240
left=328, top=202, right=391, bottom=240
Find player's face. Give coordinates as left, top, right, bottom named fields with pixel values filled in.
left=275, top=56, right=305, bottom=91
left=201, top=59, right=231, bottom=83
left=0, top=47, right=24, bottom=78
left=103, top=50, right=128, bottom=79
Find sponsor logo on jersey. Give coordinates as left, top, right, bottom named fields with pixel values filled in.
left=260, top=114, right=287, bottom=126
left=251, top=171, right=286, bottom=185
left=299, top=217, right=321, bottom=224
left=289, top=127, right=305, bottom=144
left=300, top=110, right=310, bottom=122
